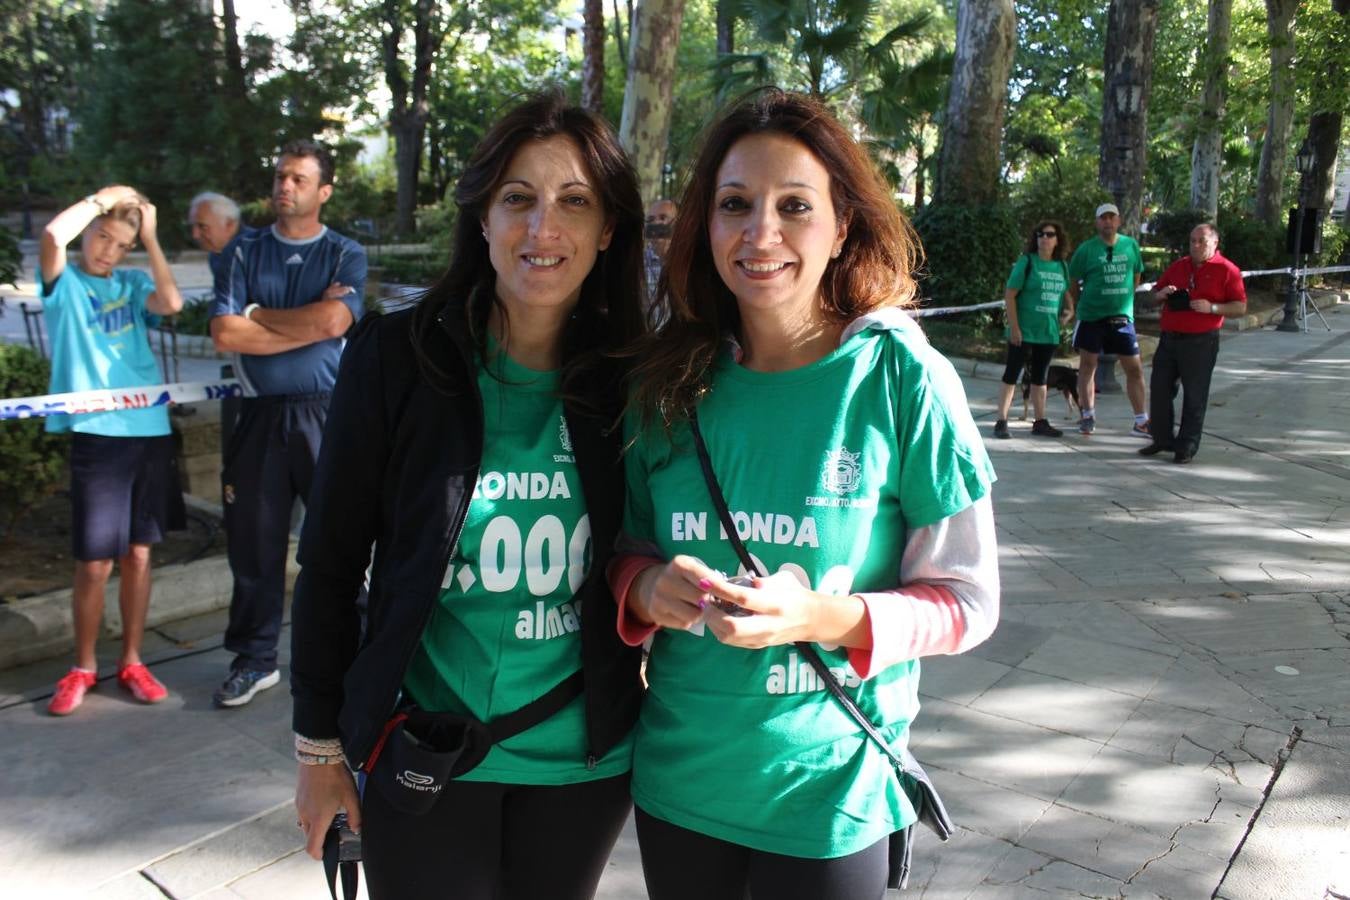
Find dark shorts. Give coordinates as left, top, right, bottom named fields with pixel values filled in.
left=70, top=433, right=186, bottom=561
left=1073, top=317, right=1140, bottom=356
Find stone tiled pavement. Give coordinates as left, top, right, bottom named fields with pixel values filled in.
left=2, top=297, right=1348, bottom=897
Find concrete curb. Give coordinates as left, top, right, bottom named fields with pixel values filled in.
left=0, top=529, right=297, bottom=671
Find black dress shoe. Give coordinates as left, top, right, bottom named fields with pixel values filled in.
left=1173, top=450, right=1194, bottom=464
left=1138, top=443, right=1170, bottom=456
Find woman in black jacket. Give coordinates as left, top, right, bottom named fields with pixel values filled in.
left=290, top=90, right=645, bottom=900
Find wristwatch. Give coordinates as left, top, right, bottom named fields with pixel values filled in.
left=83, top=194, right=108, bottom=215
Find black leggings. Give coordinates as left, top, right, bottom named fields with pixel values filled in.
left=361, top=772, right=632, bottom=900
left=634, top=806, right=889, bottom=900
left=1000, top=341, right=1056, bottom=386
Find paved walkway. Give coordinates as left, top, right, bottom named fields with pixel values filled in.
left=2, top=293, right=1348, bottom=897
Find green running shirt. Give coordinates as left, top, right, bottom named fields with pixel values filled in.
left=623, top=318, right=993, bottom=857
left=1005, top=255, right=1068, bottom=345
left=402, top=343, right=632, bottom=784
left=1069, top=235, right=1144, bottom=321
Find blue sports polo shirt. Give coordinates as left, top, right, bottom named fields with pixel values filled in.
left=210, top=224, right=367, bottom=397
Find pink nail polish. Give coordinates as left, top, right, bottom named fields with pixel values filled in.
left=697, top=597, right=708, bottom=609
left=698, top=578, right=712, bottom=590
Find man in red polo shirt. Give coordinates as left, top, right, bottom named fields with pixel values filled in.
left=1139, top=223, right=1246, bottom=463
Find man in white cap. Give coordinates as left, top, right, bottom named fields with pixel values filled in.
left=1065, top=203, right=1148, bottom=437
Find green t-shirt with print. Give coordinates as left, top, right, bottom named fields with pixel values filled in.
left=402, top=345, right=631, bottom=785
left=1069, top=234, right=1144, bottom=321
left=623, top=320, right=994, bottom=858
left=1004, top=254, right=1068, bottom=345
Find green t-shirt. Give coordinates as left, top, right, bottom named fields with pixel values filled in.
left=401, top=344, right=631, bottom=785
left=1004, top=254, right=1068, bottom=345
left=623, top=320, right=994, bottom=858
left=1069, top=234, right=1144, bottom=321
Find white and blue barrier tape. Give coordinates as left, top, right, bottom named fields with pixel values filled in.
left=0, top=380, right=242, bottom=421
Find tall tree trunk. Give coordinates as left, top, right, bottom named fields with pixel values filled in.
left=1101, top=0, right=1159, bottom=235
left=933, top=0, right=1015, bottom=207
left=1304, top=110, right=1343, bottom=212
left=1189, top=0, right=1232, bottom=218
left=582, top=0, right=605, bottom=113
left=219, top=0, right=255, bottom=196
left=619, top=0, right=687, bottom=204
left=220, top=0, right=246, bottom=102
left=913, top=140, right=926, bottom=210
left=611, top=0, right=628, bottom=64
left=1254, top=0, right=1298, bottom=227
left=716, top=0, right=734, bottom=54
left=383, top=0, right=439, bottom=237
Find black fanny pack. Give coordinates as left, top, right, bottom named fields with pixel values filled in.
left=363, top=670, right=584, bottom=815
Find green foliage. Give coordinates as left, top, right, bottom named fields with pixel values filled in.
left=912, top=202, right=1020, bottom=313
left=1215, top=210, right=1284, bottom=270
left=171, top=294, right=213, bottom=337
left=0, top=344, right=67, bottom=541
left=0, top=225, right=20, bottom=287
left=1313, top=222, right=1349, bottom=269
left=1007, top=153, right=1112, bottom=256
left=1148, top=206, right=1284, bottom=270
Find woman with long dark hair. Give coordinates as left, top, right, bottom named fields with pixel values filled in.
left=992, top=219, right=1071, bottom=438
left=289, top=90, right=645, bottom=899
left=610, top=89, right=1000, bottom=899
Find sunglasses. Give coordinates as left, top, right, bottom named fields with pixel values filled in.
left=1035, top=230, right=1057, bottom=239
left=1105, top=244, right=1115, bottom=262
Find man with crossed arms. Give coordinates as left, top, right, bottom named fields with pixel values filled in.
left=209, top=139, right=367, bottom=707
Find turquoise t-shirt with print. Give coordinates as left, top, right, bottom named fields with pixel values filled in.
left=402, top=344, right=631, bottom=785
left=1005, top=254, right=1068, bottom=345
left=40, top=264, right=170, bottom=437
left=1069, top=235, right=1144, bottom=321
left=623, top=319, right=994, bottom=858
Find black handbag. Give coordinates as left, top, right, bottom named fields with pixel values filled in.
left=689, top=410, right=955, bottom=889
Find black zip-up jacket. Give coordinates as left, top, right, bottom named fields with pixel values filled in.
left=290, top=304, right=642, bottom=769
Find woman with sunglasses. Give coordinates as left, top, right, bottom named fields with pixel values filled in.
left=991, top=220, right=1072, bottom=439
left=609, top=89, right=999, bottom=899
left=289, top=91, right=645, bottom=899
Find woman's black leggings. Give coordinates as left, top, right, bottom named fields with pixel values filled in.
left=361, top=772, right=632, bottom=900
left=1001, top=340, right=1056, bottom=386
left=634, top=806, right=889, bottom=900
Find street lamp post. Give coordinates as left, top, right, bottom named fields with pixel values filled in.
left=1278, top=139, right=1317, bottom=332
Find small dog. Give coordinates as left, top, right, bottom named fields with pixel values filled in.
left=1020, top=364, right=1080, bottom=421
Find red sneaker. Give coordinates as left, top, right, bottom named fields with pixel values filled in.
left=118, top=663, right=168, bottom=704
left=48, top=668, right=98, bottom=716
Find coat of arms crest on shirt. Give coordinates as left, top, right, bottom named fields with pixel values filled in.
left=821, top=448, right=861, bottom=495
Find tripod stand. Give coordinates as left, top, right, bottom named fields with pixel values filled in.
left=1288, top=256, right=1331, bottom=333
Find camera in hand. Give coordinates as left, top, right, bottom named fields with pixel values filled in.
left=644, top=221, right=673, bottom=239
left=1165, top=288, right=1192, bottom=312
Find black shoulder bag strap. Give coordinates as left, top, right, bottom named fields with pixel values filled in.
left=689, top=409, right=953, bottom=846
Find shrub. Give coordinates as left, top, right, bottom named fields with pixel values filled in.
left=1312, top=221, right=1349, bottom=268
left=0, top=344, right=68, bottom=542
left=171, top=293, right=214, bottom=336
left=1007, top=155, right=1111, bottom=258
left=912, top=202, right=1021, bottom=319
left=1147, top=207, right=1285, bottom=271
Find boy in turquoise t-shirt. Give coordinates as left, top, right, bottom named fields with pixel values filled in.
left=39, top=185, right=186, bottom=716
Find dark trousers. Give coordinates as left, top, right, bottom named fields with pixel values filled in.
left=634, top=806, right=889, bottom=900
left=221, top=393, right=329, bottom=671
left=1148, top=330, right=1220, bottom=455
left=361, top=773, right=633, bottom=900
